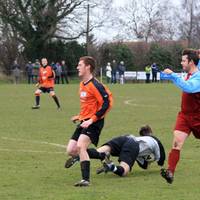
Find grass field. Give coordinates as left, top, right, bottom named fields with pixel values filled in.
left=1, top=83, right=200, bottom=200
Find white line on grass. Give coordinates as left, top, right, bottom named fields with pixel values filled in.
left=124, top=99, right=159, bottom=108
left=124, top=99, right=179, bottom=109
left=0, top=148, right=65, bottom=154
left=1, top=137, right=66, bottom=148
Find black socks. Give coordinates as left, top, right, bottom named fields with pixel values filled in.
left=80, top=161, right=90, bottom=181
left=87, top=148, right=106, bottom=160
left=113, top=166, right=125, bottom=177
left=36, top=96, right=40, bottom=105
left=52, top=95, right=60, bottom=108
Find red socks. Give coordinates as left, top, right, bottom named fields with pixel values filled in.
left=168, top=149, right=180, bottom=174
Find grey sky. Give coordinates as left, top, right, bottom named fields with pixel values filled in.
left=93, top=0, right=181, bottom=42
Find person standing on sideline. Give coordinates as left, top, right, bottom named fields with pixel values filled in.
left=118, top=61, right=126, bottom=84
left=32, top=58, right=61, bottom=109
left=160, top=49, right=200, bottom=184
left=151, top=63, right=158, bottom=82
left=105, top=62, right=112, bottom=83
left=145, top=64, right=151, bottom=83
left=66, top=56, right=113, bottom=187
left=61, top=60, right=69, bottom=84
left=55, top=62, right=62, bottom=84
left=111, top=60, right=117, bottom=84
left=26, top=61, right=33, bottom=84
left=12, top=61, right=21, bottom=84
left=32, top=59, right=40, bottom=83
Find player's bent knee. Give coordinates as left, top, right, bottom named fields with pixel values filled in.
left=122, top=167, right=130, bottom=176
left=120, top=162, right=130, bottom=176
left=66, top=147, right=77, bottom=156
left=66, top=144, right=78, bottom=156
left=173, top=130, right=188, bottom=150
left=35, top=89, right=41, bottom=96
left=50, top=92, right=55, bottom=97
left=76, top=144, right=87, bottom=153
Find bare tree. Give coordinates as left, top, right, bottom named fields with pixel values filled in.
left=0, top=21, right=19, bottom=74
left=116, top=0, right=177, bottom=43
left=179, top=0, right=200, bottom=47
left=0, top=0, right=113, bottom=59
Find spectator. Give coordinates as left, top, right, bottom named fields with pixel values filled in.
left=145, top=64, right=151, bottom=83
left=111, top=60, right=117, bottom=84
left=12, top=61, right=20, bottom=84
left=118, top=61, right=126, bottom=84
left=55, top=62, right=62, bottom=84
left=50, top=62, right=56, bottom=70
left=61, top=60, right=69, bottom=84
left=105, top=62, right=112, bottom=83
left=25, top=61, right=33, bottom=84
left=33, top=59, right=40, bottom=83
left=151, top=63, right=159, bottom=82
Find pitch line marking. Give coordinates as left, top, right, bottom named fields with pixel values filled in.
left=0, top=148, right=65, bottom=154
left=124, top=99, right=159, bottom=108
left=124, top=99, right=179, bottom=109
left=1, top=137, right=66, bottom=148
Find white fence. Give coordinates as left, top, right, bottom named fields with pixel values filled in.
left=124, top=71, right=187, bottom=81
left=124, top=71, right=160, bottom=81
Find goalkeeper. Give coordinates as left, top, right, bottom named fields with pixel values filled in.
left=65, top=125, right=165, bottom=177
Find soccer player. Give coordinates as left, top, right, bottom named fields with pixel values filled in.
left=32, top=58, right=61, bottom=109
left=66, top=56, right=113, bottom=187
left=65, top=125, right=165, bottom=177
left=160, top=49, right=200, bottom=184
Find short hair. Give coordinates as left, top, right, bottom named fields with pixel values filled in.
left=182, top=49, right=199, bottom=66
left=139, top=125, right=153, bottom=136
left=79, top=56, right=96, bottom=73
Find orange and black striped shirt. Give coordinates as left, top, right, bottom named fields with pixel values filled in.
left=78, top=78, right=113, bottom=122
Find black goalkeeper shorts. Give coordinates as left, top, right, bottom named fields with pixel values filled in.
left=103, top=135, right=139, bottom=169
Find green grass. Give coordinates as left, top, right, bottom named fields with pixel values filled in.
left=0, top=83, right=199, bottom=200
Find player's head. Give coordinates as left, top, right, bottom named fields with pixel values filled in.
left=181, top=49, right=199, bottom=72
left=41, top=58, right=48, bottom=67
left=139, top=125, right=153, bottom=136
left=77, top=56, right=96, bottom=77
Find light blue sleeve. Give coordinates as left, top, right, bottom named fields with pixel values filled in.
left=197, top=60, right=200, bottom=70
left=160, top=72, right=174, bottom=80
left=169, top=72, right=200, bottom=93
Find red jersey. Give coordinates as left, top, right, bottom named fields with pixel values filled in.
left=181, top=74, right=200, bottom=114
left=38, top=66, right=55, bottom=88
left=78, top=78, right=113, bottom=122
left=181, top=92, right=200, bottom=114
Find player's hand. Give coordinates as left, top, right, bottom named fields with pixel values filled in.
left=35, top=83, right=40, bottom=88
left=163, top=68, right=173, bottom=74
left=71, top=115, right=79, bottom=123
left=80, top=119, right=93, bottom=128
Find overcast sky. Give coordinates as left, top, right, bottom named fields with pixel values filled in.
left=92, top=0, right=181, bottom=42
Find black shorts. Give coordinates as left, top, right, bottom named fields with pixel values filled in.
left=71, top=118, right=104, bottom=146
left=103, top=135, right=139, bottom=169
left=39, top=87, right=54, bottom=93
